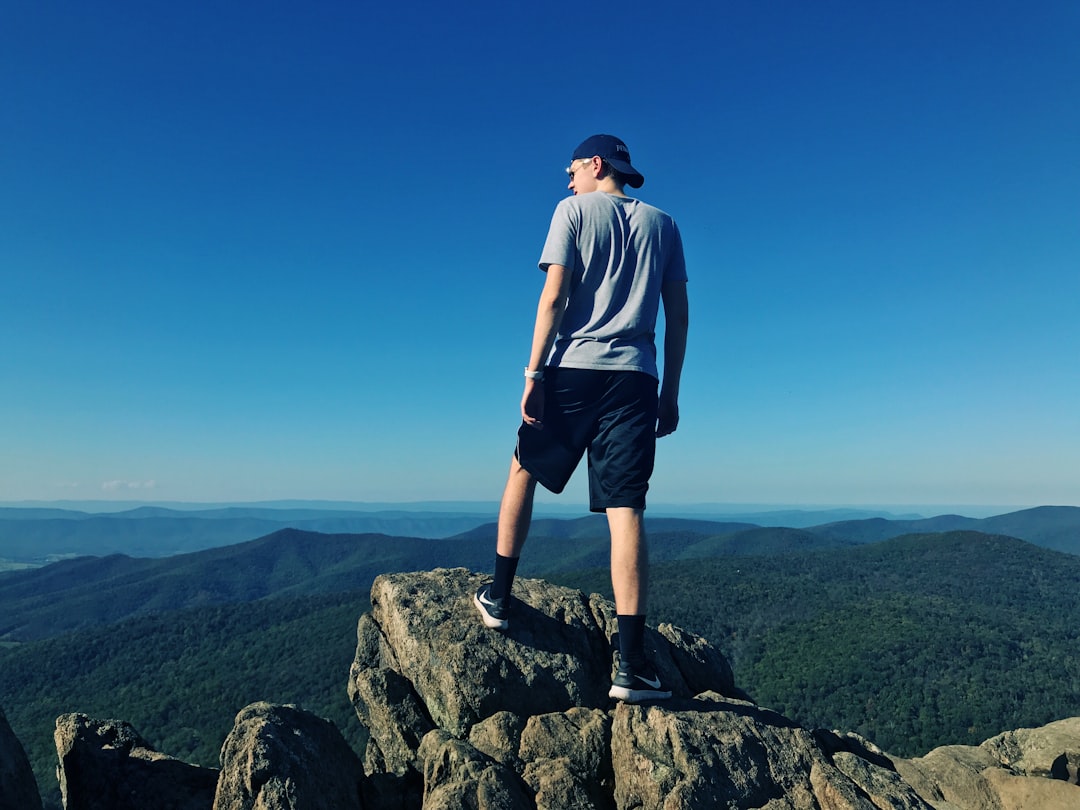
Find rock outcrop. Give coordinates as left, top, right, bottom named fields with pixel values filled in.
left=54, top=713, right=217, bottom=810
left=895, top=717, right=1080, bottom=810
left=346, top=568, right=1027, bottom=809
left=346, top=568, right=1080, bottom=809
left=0, top=703, right=42, bottom=810
left=213, top=701, right=364, bottom=810
left=41, top=568, right=1080, bottom=809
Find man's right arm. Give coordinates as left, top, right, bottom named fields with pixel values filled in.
left=521, top=264, right=570, bottom=430
left=657, top=279, right=688, bottom=438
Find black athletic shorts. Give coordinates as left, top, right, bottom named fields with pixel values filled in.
left=515, top=367, right=658, bottom=513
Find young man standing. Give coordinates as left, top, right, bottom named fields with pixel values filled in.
left=474, top=134, right=689, bottom=703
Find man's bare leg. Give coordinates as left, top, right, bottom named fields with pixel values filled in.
left=606, top=505, right=669, bottom=699
left=607, top=506, right=647, bottom=614
left=497, top=455, right=536, bottom=559
left=475, top=456, right=537, bottom=629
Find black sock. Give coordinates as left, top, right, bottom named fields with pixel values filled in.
left=490, top=554, right=519, bottom=601
left=617, top=614, right=647, bottom=670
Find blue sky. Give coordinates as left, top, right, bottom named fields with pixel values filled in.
left=2, top=2, right=1078, bottom=511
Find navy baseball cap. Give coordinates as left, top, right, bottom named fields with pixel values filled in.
left=572, top=134, right=644, bottom=188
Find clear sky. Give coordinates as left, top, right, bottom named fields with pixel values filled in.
left=2, top=2, right=1078, bottom=511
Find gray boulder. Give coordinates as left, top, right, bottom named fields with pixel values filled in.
left=895, top=717, right=1080, bottom=810
left=349, top=569, right=735, bottom=735
left=54, top=713, right=217, bottom=810
left=611, top=695, right=934, bottom=810
left=418, top=729, right=534, bottom=810
left=0, top=704, right=42, bottom=810
left=981, top=717, right=1080, bottom=783
left=213, top=702, right=363, bottom=810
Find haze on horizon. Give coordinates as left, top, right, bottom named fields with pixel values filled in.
left=0, top=498, right=1060, bottom=523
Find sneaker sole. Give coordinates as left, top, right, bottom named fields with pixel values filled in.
left=473, top=593, right=509, bottom=630
left=608, top=684, right=673, bottom=703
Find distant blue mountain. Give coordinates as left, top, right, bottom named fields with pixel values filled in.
left=808, top=506, right=1080, bottom=555
left=2, top=505, right=1079, bottom=644
left=0, top=508, right=498, bottom=563
left=1, top=503, right=1076, bottom=566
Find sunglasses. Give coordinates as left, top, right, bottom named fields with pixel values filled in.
left=565, top=157, right=596, bottom=179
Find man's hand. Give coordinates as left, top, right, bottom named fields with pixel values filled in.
left=656, top=390, right=679, bottom=437
left=521, top=378, right=545, bottom=429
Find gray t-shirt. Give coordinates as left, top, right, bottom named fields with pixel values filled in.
left=538, top=191, right=687, bottom=379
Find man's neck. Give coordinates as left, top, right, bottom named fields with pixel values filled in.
left=596, top=178, right=627, bottom=196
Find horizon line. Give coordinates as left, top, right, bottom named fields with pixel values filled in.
left=1, top=498, right=1066, bottom=521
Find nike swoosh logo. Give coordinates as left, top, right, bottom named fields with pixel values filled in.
left=636, top=674, right=662, bottom=689
left=478, top=591, right=498, bottom=607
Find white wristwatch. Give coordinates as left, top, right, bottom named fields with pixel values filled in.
left=524, top=367, right=544, bottom=381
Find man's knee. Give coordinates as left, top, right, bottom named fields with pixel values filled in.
left=507, top=455, right=538, bottom=492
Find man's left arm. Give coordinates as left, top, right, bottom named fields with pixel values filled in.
left=657, top=278, right=689, bottom=438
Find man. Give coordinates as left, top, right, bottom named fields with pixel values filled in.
left=474, top=134, right=689, bottom=703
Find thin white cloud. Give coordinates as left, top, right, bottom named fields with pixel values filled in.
left=101, top=480, right=157, bottom=491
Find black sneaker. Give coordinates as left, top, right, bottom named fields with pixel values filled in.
left=609, top=660, right=672, bottom=703
left=473, top=583, right=510, bottom=630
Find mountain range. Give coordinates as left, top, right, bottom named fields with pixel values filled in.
left=0, top=506, right=495, bottom=564
left=5, top=502, right=1063, bottom=565
left=1, top=505, right=1077, bottom=643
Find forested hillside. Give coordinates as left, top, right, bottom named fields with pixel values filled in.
left=0, top=521, right=855, bottom=642
left=553, top=530, right=1080, bottom=755
left=0, top=530, right=492, bottom=640
left=0, top=591, right=369, bottom=810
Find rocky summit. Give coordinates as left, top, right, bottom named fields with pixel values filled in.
left=3, top=568, right=1079, bottom=809
left=346, top=568, right=1080, bottom=810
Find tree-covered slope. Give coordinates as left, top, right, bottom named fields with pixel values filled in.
left=0, top=530, right=494, bottom=641
left=0, top=521, right=854, bottom=643
left=0, top=591, right=370, bottom=810
left=552, top=530, right=1080, bottom=756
